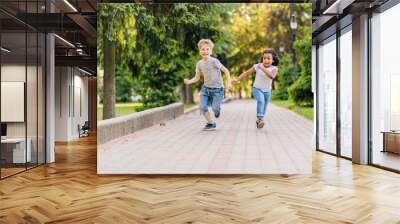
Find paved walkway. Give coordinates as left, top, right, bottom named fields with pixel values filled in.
left=98, top=100, right=313, bottom=174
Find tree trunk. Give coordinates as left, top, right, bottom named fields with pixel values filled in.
left=182, top=84, right=187, bottom=104
left=182, top=84, right=194, bottom=104
left=103, top=36, right=116, bottom=119
left=186, top=85, right=194, bottom=104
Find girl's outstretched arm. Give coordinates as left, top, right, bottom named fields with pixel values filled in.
left=233, top=67, right=255, bottom=84
left=184, top=71, right=201, bottom=85
left=258, top=64, right=278, bottom=79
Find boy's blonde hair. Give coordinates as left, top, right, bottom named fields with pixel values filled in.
left=197, top=39, right=214, bottom=50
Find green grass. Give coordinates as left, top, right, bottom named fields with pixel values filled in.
left=184, top=103, right=197, bottom=110
left=271, top=99, right=314, bottom=121
left=98, top=102, right=198, bottom=120
left=97, top=102, right=142, bottom=121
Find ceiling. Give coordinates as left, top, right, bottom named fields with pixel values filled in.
left=312, top=0, right=389, bottom=41
left=0, top=0, right=97, bottom=74
left=98, top=0, right=311, bottom=2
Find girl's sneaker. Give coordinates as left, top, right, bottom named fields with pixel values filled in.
left=256, top=119, right=264, bottom=129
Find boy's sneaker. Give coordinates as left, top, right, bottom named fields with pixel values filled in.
left=203, top=122, right=216, bottom=130
left=256, top=119, right=264, bottom=129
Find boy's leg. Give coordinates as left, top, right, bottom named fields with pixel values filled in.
left=204, top=111, right=212, bottom=122
left=211, top=88, right=224, bottom=118
left=200, top=87, right=214, bottom=124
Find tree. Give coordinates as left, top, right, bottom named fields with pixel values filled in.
left=288, top=25, right=313, bottom=106
left=98, top=3, right=138, bottom=119
left=115, top=65, right=134, bottom=102
left=125, top=3, right=234, bottom=110
left=272, top=53, right=296, bottom=100
left=227, top=4, right=311, bottom=98
left=98, top=3, right=313, bottom=115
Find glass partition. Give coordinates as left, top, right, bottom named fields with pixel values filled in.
left=371, top=3, right=400, bottom=171
left=339, top=27, right=352, bottom=158
left=38, top=32, right=45, bottom=165
left=317, top=35, right=337, bottom=154
left=0, top=1, right=46, bottom=179
left=27, top=31, right=38, bottom=169
left=1, top=30, right=28, bottom=177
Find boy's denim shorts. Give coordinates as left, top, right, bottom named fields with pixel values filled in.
left=199, top=85, right=224, bottom=114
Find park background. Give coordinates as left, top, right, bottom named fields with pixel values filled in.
left=97, top=3, right=312, bottom=121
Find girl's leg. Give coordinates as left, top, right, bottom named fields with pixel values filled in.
left=256, top=91, right=271, bottom=129
left=252, top=87, right=265, bottom=118
left=253, top=87, right=265, bottom=128
left=262, top=91, right=271, bottom=117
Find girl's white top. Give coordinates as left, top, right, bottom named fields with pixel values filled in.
left=252, top=64, right=277, bottom=92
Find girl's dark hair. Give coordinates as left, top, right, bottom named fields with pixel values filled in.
left=260, top=48, right=279, bottom=66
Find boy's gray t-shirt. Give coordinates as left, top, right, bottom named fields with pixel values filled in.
left=253, top=64, right=277, bottom=92
left=196, top=57, right=224, bottom=88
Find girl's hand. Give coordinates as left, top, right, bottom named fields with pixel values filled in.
left=184, top=78, right=190, bottom=85
left=258, top=64, right=268, bottom=74
left=226, top=82, right=233, bottom=90
left=232, top=79, right=240, bottom=85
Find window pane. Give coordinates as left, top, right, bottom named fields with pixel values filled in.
left=371, top=4, right=400, bottom=171
left=340, top=28, right=352, bottom=158
left=318, top=36, right=337, bottom=154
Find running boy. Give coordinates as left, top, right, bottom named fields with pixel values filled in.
left=184, top=39, right=232, bottom=130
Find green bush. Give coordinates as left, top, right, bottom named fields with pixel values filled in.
left=272, top=53, right=297, bottom=100
left=288, top=38, right=313, bottom=106
left=288, top=75, right=313, bottom=106
left=116, top=65, right=134, bottom=103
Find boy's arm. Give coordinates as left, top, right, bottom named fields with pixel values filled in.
left=234, top=67, right=255, bottom=83
left=258, top=64, right=278, bottom=79
left=184, top=71, right=201, bottom=85
left=221, top=66, right=232, bottom=89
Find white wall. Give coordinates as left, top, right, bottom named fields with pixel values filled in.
left=1, top=82, right=25, bottom=122
left=1, top=65, right=27, bottom=138
left=55, top=66, right=69, bottom=141
left=72, top=73, right=89, bottom=137
left=55, top=67, right=89, bottom=141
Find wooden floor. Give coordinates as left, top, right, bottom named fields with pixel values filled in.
left=1, top=135, right=400, bottom=223
left=373, top=151, right=400, bottom=171
left=0, top=167, right=26, bottom=178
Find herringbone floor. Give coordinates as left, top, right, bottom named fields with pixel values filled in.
left=1, top=135, right=400, bottom=223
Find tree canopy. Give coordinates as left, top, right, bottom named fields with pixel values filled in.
left=97, top=3, right=313, bottom=117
